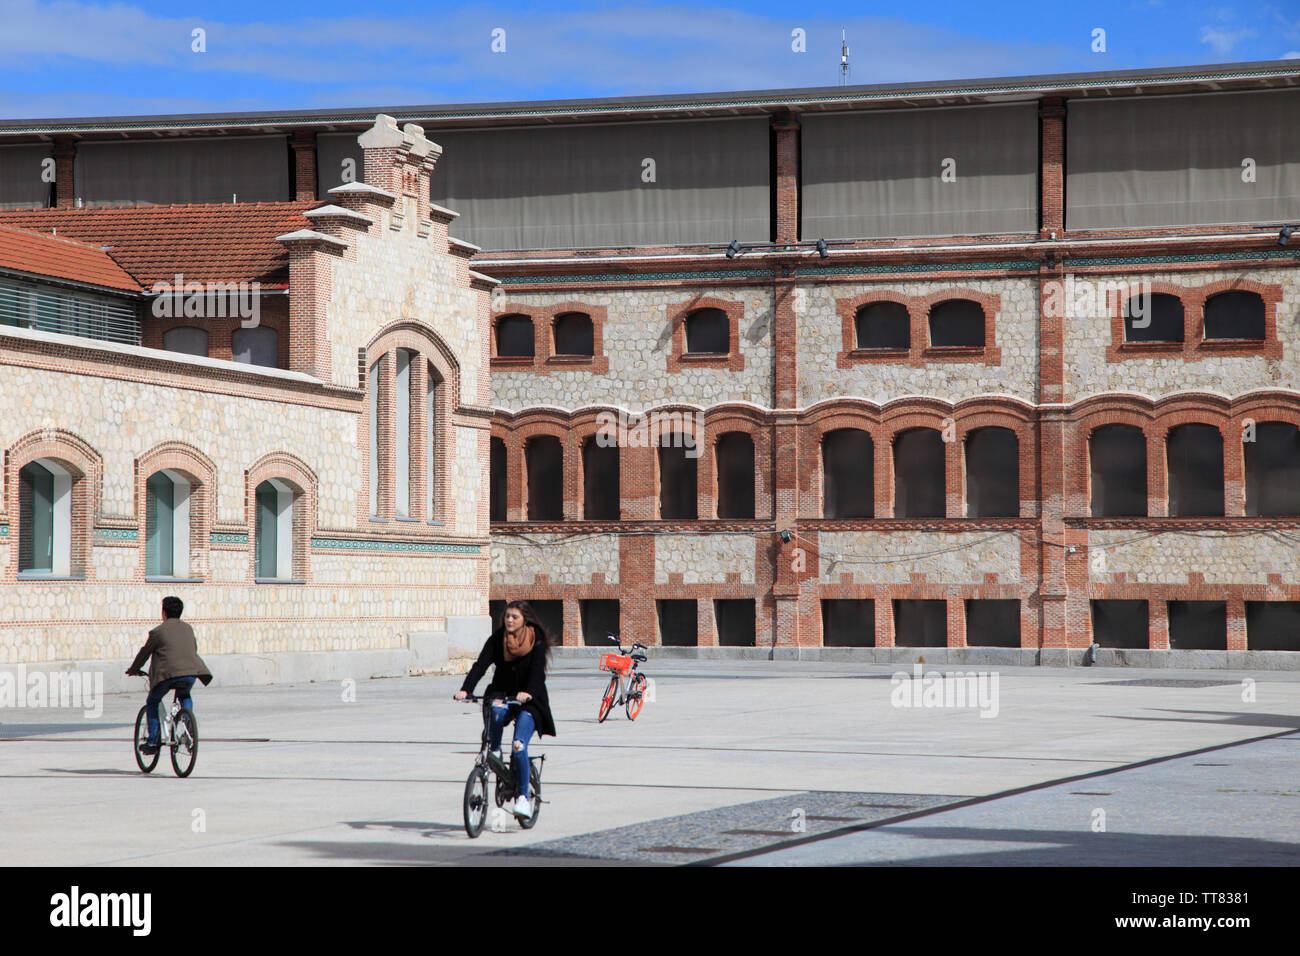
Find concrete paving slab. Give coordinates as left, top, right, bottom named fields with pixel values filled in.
left=1, top=659, right=1297, bottom=866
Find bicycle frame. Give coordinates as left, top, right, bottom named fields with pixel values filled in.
left=470, top=697, right=545, bottom=798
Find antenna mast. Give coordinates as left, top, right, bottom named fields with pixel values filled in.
left=840, top=29, right=850, bottom=86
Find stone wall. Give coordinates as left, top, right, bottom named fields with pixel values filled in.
left=817, top=531, right=1023, bottom=584
left=1088, top=529, right=1298, bottom=585
left=491, top=286, right=774, bottom=412
left=797, top=277, right=1040, bottom=406
left=1062, top=266, right=1300, bottom=401
left=490, top=532, right=620, bottom=586
left=654, top=533, right=756, bottom=585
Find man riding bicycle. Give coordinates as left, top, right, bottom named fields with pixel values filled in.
left=125, top=596, right=213, bottom=755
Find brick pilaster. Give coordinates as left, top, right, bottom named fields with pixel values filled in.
left=292, top=130, right=318, bottom=202
left=772, top=114, right=800, bottom=243
left=1039, top=98, right=1065, bottom=239
left=53, top=138, right=76, bottom=208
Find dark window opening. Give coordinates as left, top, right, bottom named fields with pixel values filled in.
left=684, top=308, right=729, bottom=354
left=715, top=599, right=756, bottom=647
left=1168, top=601, right=1227, bottom=651
left=232, top=326, right=278, bottom=367
left=489, top=436, right=507, bottom=522
left=1245, top=422, right=1300, bottom=516
left=715, top=432, right=755, bottom=519
left=893, top=599, right=948, bottom=647
left=822, top=429, right=874, bottom=518
left=965, top=600, right=1020, bottom=647
left=1246, top=602, right=1300, bottom=651
left=525, top=435, right=563, bottom=521
left=821, top=599, right=875, bottom=647
left=659, top=436, right=697, bottom=519
left=1167, top=424, right=1224, bottom=517
left=1203, top=290, right=1265, bottom=340
left=527, top=600, right=564, bottom=646
left=1124, top=293, right=1184, bottom=343
left=162, top=326, right=208, bottom=357
left=553, top=311, right=594, bottom=356
left=965, top=428, right=1019, bottom=518
left=582, top=439, right=620, bottom=520
left=928, top=299, right=985, bottom=347
left=1090, top=425, right=1147, bottom=517
left=855, top=301, right=909, bottom=349
left=581, top=599, right=620, bottom=647
left=657, top=600, right=698, bottom=646
left=1091, top=600, right=1149, bottom=649
left=894, top=428, right=945, bottom=518
left=496, top=314, right=534, bottom=357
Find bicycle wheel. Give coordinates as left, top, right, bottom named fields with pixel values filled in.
left=170, top=710, right=198, bottom=777
left=597, top=675, right=617, bottom=722
left=463, top=766, right=488, bottom=839
left=518, top=761, right=542, bottom=829
left=133, top=706, right=159, bottom=773
left=626, top=673, right=647, bottom=721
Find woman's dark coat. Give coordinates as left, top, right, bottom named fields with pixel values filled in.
left=459, top=628, right=557, bottom=737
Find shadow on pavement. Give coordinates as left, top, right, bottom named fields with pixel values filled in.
left=1101, top=711, right=1300, bottom=730
left=822, top=825, right=1299, bottom=867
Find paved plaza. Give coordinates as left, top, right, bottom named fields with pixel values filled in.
left=1, top=659, right=1297, bottom=866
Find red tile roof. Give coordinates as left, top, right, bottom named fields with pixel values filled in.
left=0, top=202, right=316, bottom=289
left=0, top=224, right=142, bottom=292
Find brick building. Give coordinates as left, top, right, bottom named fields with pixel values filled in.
left=2, top=60, right=1299, bottom=666
left=0, top=116, right=494, bottom=684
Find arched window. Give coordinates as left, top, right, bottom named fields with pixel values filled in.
left=855, top=302, right=909, bottom=349
left=162, top=326, right=208, bottom=357
left=582, top=437, right=619, bottom=520
left=893, top=428, right=945, bottom=518
left=18, top=459, right=73, bottom=576
left=1124, top=293, right=1183, bottom=343
left=232, top=326, right=278, bottom=367
left=1090, top=425, right=1147, bottom=517
left=715, top=432, right=754, bottom=519
left=525, top=435, right=563, bottom=521
left=1244, top=422, right=1300, bottom=516
left=965, top=427, right=1019, bottom=517
left=553, top=312, right=594, bottom=356
left=368, top=357, right=382, bottom=517
left=426, top=362, right=442, bottom=520
left=684, top=308, right=729, bottom=354
left=928, top=299, right=984, bottom=347
left=145, top=469, right=191, bottom=578
left=822, top=429, right=873, bottom=518
left=490, top=436, right=508, bottom=522
left=496, top=315, right=534, bottom=357
left=394, top=349, right=412, bottom=518
left=1167, top=424, right=1224, bottom=516
left=254, top=478, right=295, bottom=580
left=659, top=434, right=698, bottom=519
left=1204, top=291, right=1265, bottom=340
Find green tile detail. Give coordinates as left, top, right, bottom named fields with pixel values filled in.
left=499, top=268, right=774, bottom=285
left=801, top=259, right=1039, bottom=276
left=210, top=533, right=249, bottom=545
left=95, top=527, right=138, bottom=541
left=312, top=537, right=481, bottom=555
left=1068, top=249, right=1300, bottom=267
left=0, top=524, right=7, bottom=537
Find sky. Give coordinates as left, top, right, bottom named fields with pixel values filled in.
left=0, top=0, right=1297, bottom=119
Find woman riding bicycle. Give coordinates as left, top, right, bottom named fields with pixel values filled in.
left=453, top=600, right=556, bottom=820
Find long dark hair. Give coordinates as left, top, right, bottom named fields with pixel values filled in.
left=502, top=600, right=552, bottom=661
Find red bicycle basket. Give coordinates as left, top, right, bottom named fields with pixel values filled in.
left=600, top=652, right=633, bottom=675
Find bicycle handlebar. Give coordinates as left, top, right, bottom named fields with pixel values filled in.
left=458, top=694, right=524, bottom=705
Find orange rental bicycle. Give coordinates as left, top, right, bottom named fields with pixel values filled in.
left=597, top=633, right=648, bottom=722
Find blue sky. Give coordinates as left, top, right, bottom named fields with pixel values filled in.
left=0, top=0, right=1296, bottom=118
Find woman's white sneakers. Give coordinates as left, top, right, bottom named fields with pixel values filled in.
left=512, top=795, right=532, bottom=820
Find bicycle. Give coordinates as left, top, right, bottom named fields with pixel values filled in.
left=597, top=633, right=648, bottom=723
left=459, top=695, right=545, bottom=839
left=129, top=675, right=199, bottom=777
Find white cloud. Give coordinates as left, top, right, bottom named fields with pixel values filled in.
left=1199, top=25, right=1259, bottom=56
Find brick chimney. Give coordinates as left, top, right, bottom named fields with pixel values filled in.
left=357, top=114, right=441, bottom=234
